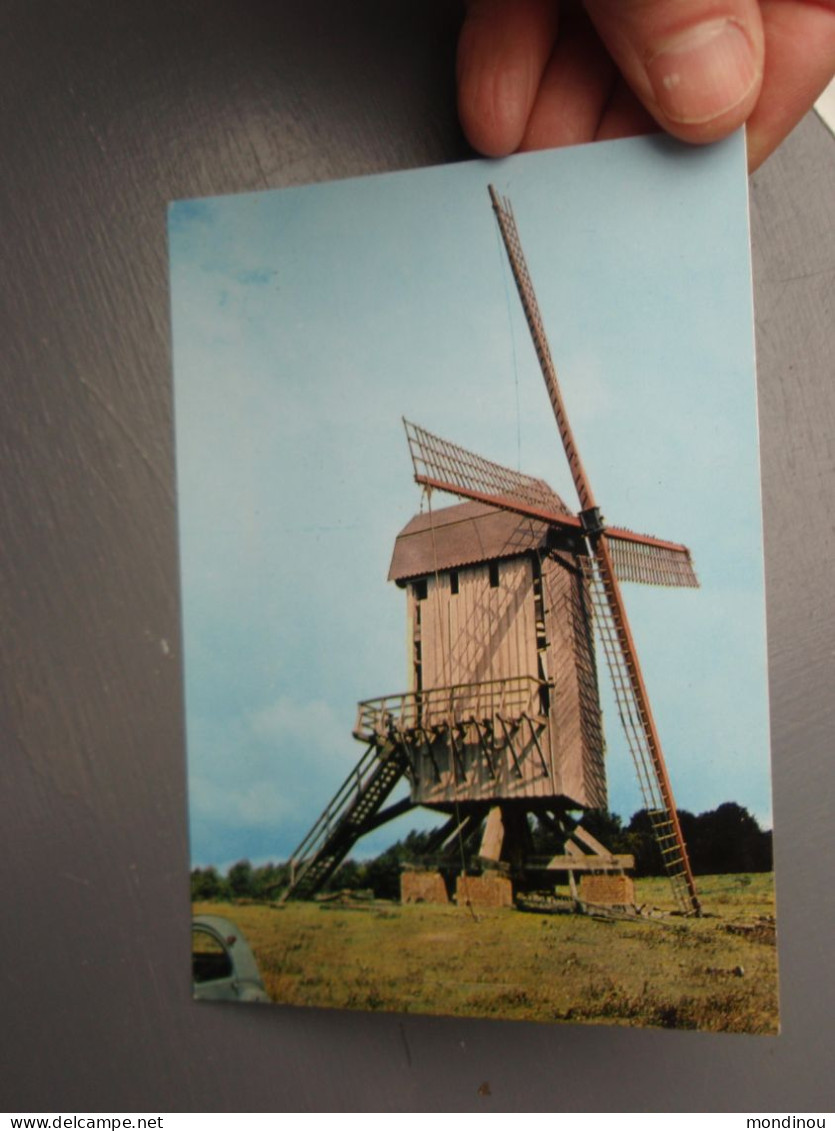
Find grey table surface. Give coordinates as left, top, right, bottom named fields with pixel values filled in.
left=2, top=0, right=834, bottom=1113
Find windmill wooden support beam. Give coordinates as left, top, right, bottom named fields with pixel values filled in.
left=544, top=855, right=635, bottom=872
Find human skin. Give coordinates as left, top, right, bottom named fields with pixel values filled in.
left=456, top=0, right=835, bottom=170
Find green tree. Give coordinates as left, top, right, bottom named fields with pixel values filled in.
left=227, top=859, right=254, bottom=899
left=688, top=803, right=771, bottom=874
left=326, top=857, right=365, bottom=892
left=251, top=861, right=290, bottom=899
left=580, top=809, right=625, bottom=851
left=624, top=810, right=662, bottom=876
left=364, top=846, right=402, bottom=900
left=191, top=866, right=226, bottom=901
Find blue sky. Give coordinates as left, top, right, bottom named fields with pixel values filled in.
left=169, top=131, right=770, bottom=869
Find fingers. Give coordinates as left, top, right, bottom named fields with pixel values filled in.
left=457, top=0, right=560, bottom=155
left=456, top=0, right=835, bottom=168
left=595, top=80, right=660, bottom=143
left=519, top=7, right=616, bottom=150
left=746, top=0, right=835, bottom=171
left=584, top=0, right=766, bottom=144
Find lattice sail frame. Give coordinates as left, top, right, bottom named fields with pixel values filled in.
left=404, top=418, right=571, bottom=520
left=607, top=534, right=698, bottom=589
left=404, top=418, right=698, bottom=591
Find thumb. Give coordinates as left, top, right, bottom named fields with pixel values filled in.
left=585, top=0, right=765, bottom=143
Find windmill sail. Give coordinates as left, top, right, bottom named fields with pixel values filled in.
left=404, top=418, right=699, bottom=590
left=607, top=532, right=698, bottom=589
left=404, top=417, right=572, bottom=523
left=488, top=185, right=701, bottom=915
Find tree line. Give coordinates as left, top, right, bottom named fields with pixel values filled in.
left=191, top=801, right=772, bottom=903
left=544, top=802, right=773, bottom=878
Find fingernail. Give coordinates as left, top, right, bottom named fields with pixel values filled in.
left=646, top=19, right=760, bottom=125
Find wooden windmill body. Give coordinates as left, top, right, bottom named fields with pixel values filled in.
left=282, top=187, right=702, bottom=915
left=387, top=499, right=605, bottom=814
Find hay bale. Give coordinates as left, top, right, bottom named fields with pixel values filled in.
left=456, top=872, right=514, bottom=908
left=400, top=870, right=449, bottom=905
left=579, top=873, right=635, bottom=906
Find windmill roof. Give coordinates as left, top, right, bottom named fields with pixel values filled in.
left=388, top=500, right=557, bottom=583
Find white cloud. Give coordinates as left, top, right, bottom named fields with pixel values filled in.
left=248, top=695, right=346, bottom=758
left=187, top=692, right=366, bottom=861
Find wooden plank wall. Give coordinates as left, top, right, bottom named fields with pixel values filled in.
left=405, top=555, right=606, bottom=808
left=542, top=556, right=606, bottom=809
left=408, top=557, right=561, bottom=804
left=420, top=559, right=539, bottom=692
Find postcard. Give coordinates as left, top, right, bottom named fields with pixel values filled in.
left=170, top=131, right=777, bottom=1031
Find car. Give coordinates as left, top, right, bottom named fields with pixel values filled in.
left=191, top=914, right=270, bottom=1003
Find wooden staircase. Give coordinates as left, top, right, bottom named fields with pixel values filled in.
left=280, top=738, right=412, bottom=901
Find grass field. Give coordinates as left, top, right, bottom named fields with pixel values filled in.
left=193, top=873, right=778, bottom=1032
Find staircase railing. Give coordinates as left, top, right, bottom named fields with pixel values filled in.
left=281, top=738, right=408, bottom=901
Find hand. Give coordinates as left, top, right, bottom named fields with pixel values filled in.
left=457, top=0, right=835, bottom=171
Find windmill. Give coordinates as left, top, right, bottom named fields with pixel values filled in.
left=281, top=186, right=702, bottom=916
